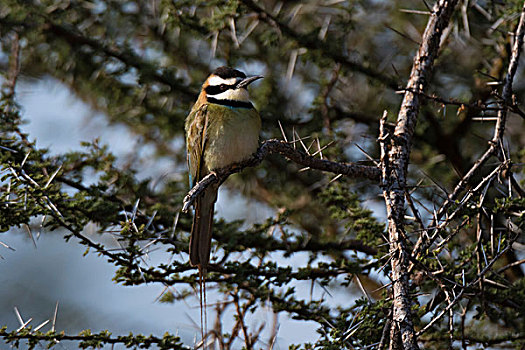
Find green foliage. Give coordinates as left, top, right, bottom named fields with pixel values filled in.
left=320, top=182, right=386, bottom=252
left=0, top=326, right=187, bottom=349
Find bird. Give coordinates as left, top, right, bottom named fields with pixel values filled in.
left=185, top=66, right=263, bottom=272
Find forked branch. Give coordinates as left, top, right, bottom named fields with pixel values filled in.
left=412, top=0, right=525, bottom=261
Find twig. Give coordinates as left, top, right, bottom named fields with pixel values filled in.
left=412, top=1, right=525, bottom=260
left=0, top=328, right=187, bottom=349
left=239, top=0, right=400, bottom=89
left=416, top=234, right=517, bottom=337
left=232, top=292, right=253, bottom=350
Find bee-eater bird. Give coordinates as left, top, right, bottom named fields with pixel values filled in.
left=185, top=66, right=263, bottom=271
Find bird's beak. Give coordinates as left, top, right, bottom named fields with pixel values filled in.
left=236, top=75, right=264, bottom=89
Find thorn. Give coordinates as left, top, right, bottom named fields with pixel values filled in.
left=131, top=198, right=140, bottom=222
left=481, top=244, right=489, bottom=267
left=37, top=214, right=46, bottom=240
left=286, top=49, right=298, bottom=83
left=144, top=210, right=158, bottom=232
left=34, top=319, right=50, bottom=332
left=44, top=165, right=62, bottom=189
left=292, top=126, right=296, bottom=149
left=354, top=275, right=371, bottom=302
left=421, top=0, right=432, bottom=12
left=399, top=9, right=431, bottom=15
left=490, top=214, right=494, bottom=255
left=329, top=174, right=343, bottom=183
left=0, top=239, right=16, bottom=251
left=210, top=31, right=219, bottom=58
left=311, top=140, right=335, bottom=158
left=20, top=151, right=30, bottom=168
left=229, top=18, right=240, bottom=48
left=306, top=139, right=316, bottom=153
left=318, top=15, right=331, bottom=41
left=278, top=120, right=288, bottom=142
left=24, top=224, right=37, bottom=249
left=293, top=129, right=309, bottom=154
left=238, top=19, right=259, bottom=45
left=354, top=143, right=378, bottom=165
left=16, top=318, right=32, bottom=332
left=52, top=301, right=59, bottom=332
left=14, top=307, right=24, bottom=326
left=171, top=211, right=180, bottom=240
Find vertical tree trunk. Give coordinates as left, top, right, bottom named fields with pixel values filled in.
left=381, top=1, right=459, bottom=349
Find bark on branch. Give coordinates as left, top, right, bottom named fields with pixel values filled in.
left=182, top=139, right=380, bottom=212
left=381, top=1, right=459, bottom=349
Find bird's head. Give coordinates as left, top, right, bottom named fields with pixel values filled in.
left=202, top=66, right=263, bottom=104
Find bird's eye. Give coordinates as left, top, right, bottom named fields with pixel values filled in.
left=220, top=84, right=227, bottom=90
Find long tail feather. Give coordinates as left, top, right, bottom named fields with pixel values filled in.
left=190, top=185, right=217, bottom=350
left=189, top=186, right=217, bottom=268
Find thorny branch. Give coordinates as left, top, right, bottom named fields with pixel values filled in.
left=6, top=164, right=131, bottom=267
left=182, top=139, right=380, bottom=212
left=0, top=12, right=196, bottom=99
left=0, top=328, right=187, bottom=349
left=239, top=0, right=400, bottom=89
left=381, top=0, right=459, bottom=349
left=416, top=233, right=519, bottom=337
left=232, top=291, right=254, bottom=350
left=412, top=0, right=525, bottom=261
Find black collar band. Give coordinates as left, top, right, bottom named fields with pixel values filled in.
left=207, top=97, right=254, bottom=109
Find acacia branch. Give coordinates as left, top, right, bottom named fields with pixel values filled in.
left=182, top=139, right=380, bottom=212
left=412, top=1, right=525, bottom=260
left=0, top=328, right=187, bottom=349
left=239, top=0, right=400, bottom=89
left=381, top=1, right=459, bottom=349
left=46, top=22, right=196, bottom=97
left=0, top=10, right=196, bottom=99
left=416, top=234, right=518, bottom=337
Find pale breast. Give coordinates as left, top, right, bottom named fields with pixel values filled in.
left=204, top=106, right=261, bottom=170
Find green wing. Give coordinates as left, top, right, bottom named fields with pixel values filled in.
left=185, top=104, right=209, bottom=187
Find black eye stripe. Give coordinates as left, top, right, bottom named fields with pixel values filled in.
left=205, top=84, right=235, bottom=95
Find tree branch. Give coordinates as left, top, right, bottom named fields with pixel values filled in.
left=182, top=139, right=380, bottom=212
left=412, top=0, right=525, bottom=261
left=0, top=328, right=187, bottom=349
left=381, top=1, right=459, bottom=349
left=239, top=0, right=400, bottom=90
